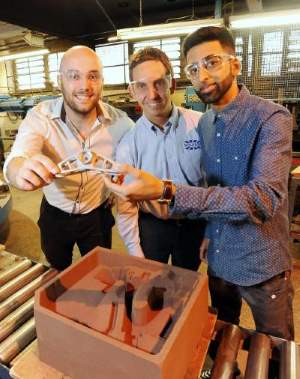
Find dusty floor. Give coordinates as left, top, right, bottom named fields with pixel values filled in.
left=3, top=186, right=300, bottom=343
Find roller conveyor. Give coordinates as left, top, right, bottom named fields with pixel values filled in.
left=0, top=251, right=57, bottom=378
left=0, top=250, right=299, bottom=379
left=207, top=321, right=300, bottom=379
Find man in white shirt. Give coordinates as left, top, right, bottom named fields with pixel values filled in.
left=116, top=47, right=205, bottom=270
left=4, top=46, right=134, bottom=270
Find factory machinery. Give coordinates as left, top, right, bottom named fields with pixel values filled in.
left=0, top=95, right=59, bottom=116
left=0, top=250, right=299, bottom=379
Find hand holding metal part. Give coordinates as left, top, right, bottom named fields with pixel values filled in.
left=55, top=150, right=124, bottom=178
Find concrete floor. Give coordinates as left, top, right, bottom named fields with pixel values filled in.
left=3, top=185, right=300, bottom=342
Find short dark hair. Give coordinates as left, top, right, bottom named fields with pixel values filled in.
left=182, top=26, right=235, bottom=58
left=129, top=47, right=173, bottom=81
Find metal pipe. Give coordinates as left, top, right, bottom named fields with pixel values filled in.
left=211, top=324, right=244, bottom=379
left=0, top=269, right=57, bottom=321
left=279, top=340, right=300, bottom=379
left=0, top=298, right=34, bottom=342
left=244, top=333, right=271, bottom=379
left=0, top=259, right=32, bottom=286
left=0, top=318, right=36, bottom=365
left=0, top=264, right=45, bottom=302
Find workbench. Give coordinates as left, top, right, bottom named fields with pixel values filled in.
left=0, top=250, right=299, bottom=379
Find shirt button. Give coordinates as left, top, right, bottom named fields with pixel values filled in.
left=216, top=229, right=219, bottom=233
left=216, top=158, right=220, bottom=163
left=234, top=156, right=238, bottom=160
left=216, top=249, right=220, bottom=253
left=216, top=133, right=221, bottom=137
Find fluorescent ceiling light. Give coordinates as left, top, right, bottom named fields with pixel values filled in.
left=230, top=8, right=300, bottom=29
left=0, top=48, right=49, bottom=62
left=109, top=18, right=223, bottom=41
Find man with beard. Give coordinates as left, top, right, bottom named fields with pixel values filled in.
left=116, top=47, right=205, bottom=269
left=4, top=46, right=134, bottom=270
left=105, top=27, right=294, bottom=341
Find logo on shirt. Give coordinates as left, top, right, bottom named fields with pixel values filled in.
left=184, top=139, right=201, bottom=150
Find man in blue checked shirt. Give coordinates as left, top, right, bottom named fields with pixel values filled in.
left=106, top=27, right=294, bottom=341
left=116, top=47, right=206, bottom=271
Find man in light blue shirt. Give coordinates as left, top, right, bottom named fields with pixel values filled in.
left=116, top=47, right=205, bottom=270
left=107, top=28, right=294, bottom=342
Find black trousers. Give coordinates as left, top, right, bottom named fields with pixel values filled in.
left=138, top=212, right=205, bottom=271
left=38, top=198, right=115, bottom=271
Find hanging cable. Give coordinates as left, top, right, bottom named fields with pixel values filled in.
left=95, top=0, right=117, bottom=30
left=139, top=0, right=143, bottom=27
left=191, top=0, right=195, bottom=19
left=166, top=0, right=200, bottom=23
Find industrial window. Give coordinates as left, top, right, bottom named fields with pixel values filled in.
left=234, top=35, right=252, bottom=78
left=233, top=25, right=300, bottom=100
left=15, top=55, right=45, bottom=91
left=96, top=37, right=181, bottom=85
left=96, top=42, right=129, bottom=85
left=235, top=36, right=243, bottom=67
left=261, top=31, right=283, bottom=76
left=48, top=52, right=64, bottom=87
left=247, top=35, right=253, bottom=77
left=133, top=38, right=181, bottom=78
left=287, top=29, right=300, bottom=73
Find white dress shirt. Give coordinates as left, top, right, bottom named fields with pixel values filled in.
left=4, top=97, right=134, bottom=214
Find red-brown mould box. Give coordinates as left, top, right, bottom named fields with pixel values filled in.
left=34, top=247, right=208, bottom=379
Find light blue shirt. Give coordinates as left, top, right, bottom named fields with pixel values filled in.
left=116, top=105, right=204, bottom=257
left=117, top=105, right=204, bottom=186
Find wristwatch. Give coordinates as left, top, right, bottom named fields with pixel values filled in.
left=158, top=179, right=175, bottom=204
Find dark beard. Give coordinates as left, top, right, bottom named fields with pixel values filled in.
left=195, top=73, right=234, bottom=105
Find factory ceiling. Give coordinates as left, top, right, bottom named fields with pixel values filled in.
left=0, top=0, right=299, bottom=47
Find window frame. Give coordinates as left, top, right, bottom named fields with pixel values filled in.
left=10, top=51, right=64, bottom=96
left=95, top=37, right=189, bottom=90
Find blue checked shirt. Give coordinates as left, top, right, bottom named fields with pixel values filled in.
left=172, top=86, right=292, bottom=286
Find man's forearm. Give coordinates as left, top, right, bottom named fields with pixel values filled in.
left=116, top=198, right=144, bottom=258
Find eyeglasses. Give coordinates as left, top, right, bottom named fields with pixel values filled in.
left=129, top=75, right=172, bottom=95
left=184, top=54, right=235, bottom=79
left=60, top=70, right=102, bottom=83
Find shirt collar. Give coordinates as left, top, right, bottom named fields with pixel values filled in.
left=141, top=104, right=179, bottom=133
left=49, top=97, right=112, bottom=124
left=212, top=85, right=250, bottom=124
